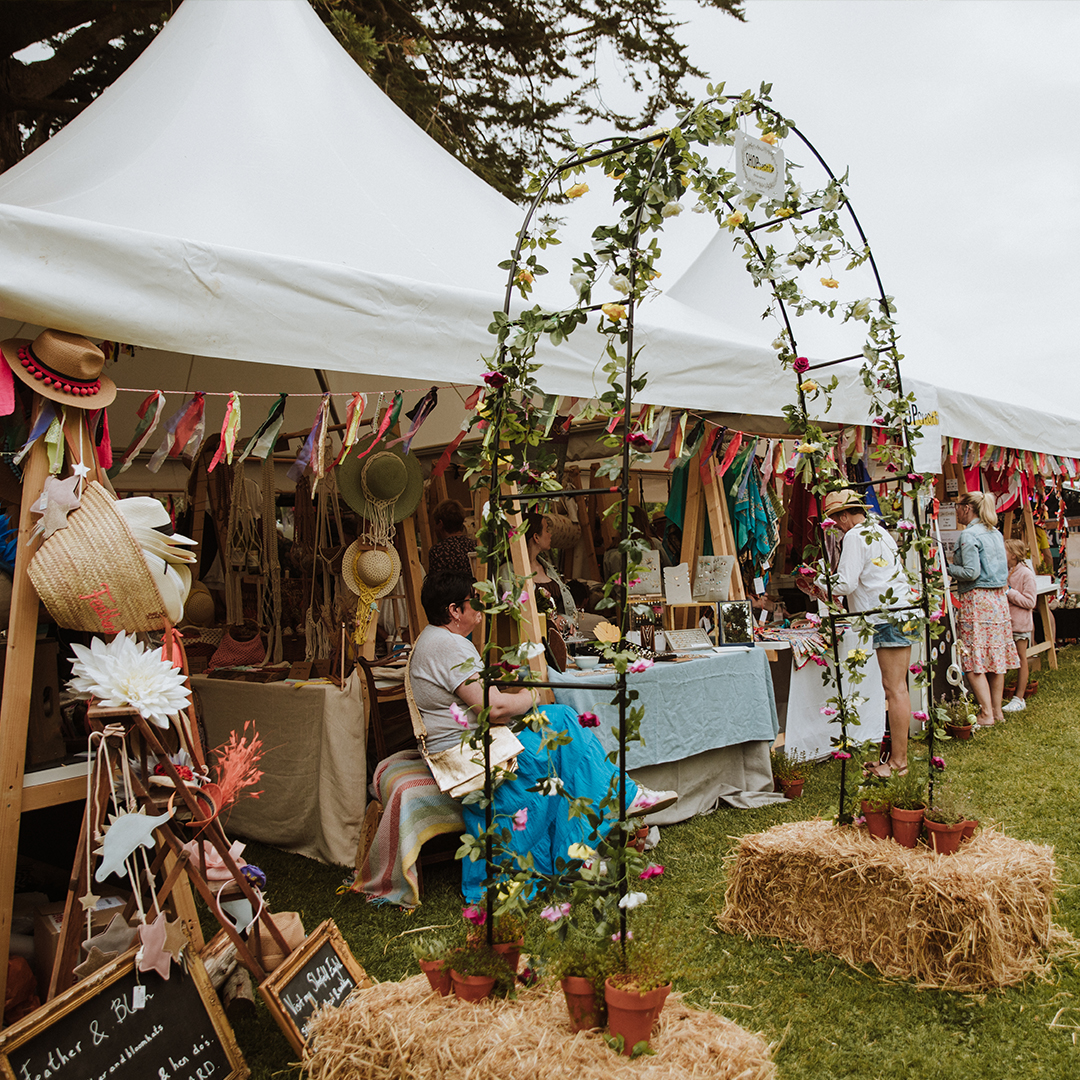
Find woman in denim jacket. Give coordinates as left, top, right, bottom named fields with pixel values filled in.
left=947, top=492, right=1018, bottom=726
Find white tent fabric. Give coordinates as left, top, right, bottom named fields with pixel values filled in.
left=0, top=0, right=1075, bottom=465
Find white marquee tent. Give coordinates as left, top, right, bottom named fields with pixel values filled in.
left=0, top=0, right=1076, bottom=468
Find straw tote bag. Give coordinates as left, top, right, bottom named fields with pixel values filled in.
left=404, top=658, right=523, bottom=798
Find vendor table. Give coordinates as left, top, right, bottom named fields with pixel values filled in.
left=191, top=672, right=365, bottom=866
left=549, top=646, right=785, bottom=824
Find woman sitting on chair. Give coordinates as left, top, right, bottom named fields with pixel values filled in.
left=409, top=570, right=676, bottom=902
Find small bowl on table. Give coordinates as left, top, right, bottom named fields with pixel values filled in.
left=575, top=655, right=601, bottom=670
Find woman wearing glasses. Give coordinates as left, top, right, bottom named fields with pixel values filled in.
left=408, top=571, right=676, bottom=902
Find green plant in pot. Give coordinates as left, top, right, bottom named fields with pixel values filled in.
left=923, top=779, right=969, bottom=855
left=544, top=917, right=617, bottom=1032
left=854, top=775, right=892, bottom=840
left=769, top=747, right=809, bottom=798
left=886, top=769, right=927, bottom=849
left=410, top=933, right=452, bottom=996
left=935, top=692, right=978, bottom=739
left=464, top=905, right=527, bottom=974
left=445, top=943, right=517, bottom=1003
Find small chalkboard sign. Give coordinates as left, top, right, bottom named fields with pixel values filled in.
left=258, top=920, right=370, bottom=1053
left=0, top=948, right=246, bottom=1080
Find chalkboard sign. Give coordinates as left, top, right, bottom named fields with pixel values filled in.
left=258, top=920, right=370, bottom=1053
left=0, top=948, right=246, bottom=1080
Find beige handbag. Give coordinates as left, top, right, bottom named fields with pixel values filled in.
left=404, top=658, right=523, bottom=798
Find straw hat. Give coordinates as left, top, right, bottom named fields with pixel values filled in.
left=183, top=581, right=216, bottom=626
left=337, top=436, right=423, bottom=523
left=1, top=330, right=116, bottom=409
left=28, top=482, right=175, bottom=632
left=822, top=488, right=867, bottom=517
left=341, top=541, right=401, bottom=600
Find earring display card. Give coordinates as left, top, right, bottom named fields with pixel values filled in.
left=693, top=555, right=737, bottom=602
left=628, top=549, right=662, bottom=595
left=663, top=563, right=693, bottom=605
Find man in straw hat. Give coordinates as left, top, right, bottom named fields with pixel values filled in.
left=797, top=488, right=919, bottom=779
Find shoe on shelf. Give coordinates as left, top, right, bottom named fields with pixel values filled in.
left=1002, top=696, right=1027, bottom=713
left=627, top=785, right=678, bottom=816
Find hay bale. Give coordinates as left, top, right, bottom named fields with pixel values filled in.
left=303, top=975, right=775, bottom=1080
left=718, top=819, right=1077, bottom=990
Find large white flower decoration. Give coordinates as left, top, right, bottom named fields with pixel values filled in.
left=68, top=632, right=191, bottom=728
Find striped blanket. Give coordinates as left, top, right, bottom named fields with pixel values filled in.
left=353, top=750, right=464, bottom=909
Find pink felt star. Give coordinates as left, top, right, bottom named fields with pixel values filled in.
left=30, top=473, right=82, bottom=539
left=138, top=912, right=172, bottom=980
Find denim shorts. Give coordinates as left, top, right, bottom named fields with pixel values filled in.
left=872, top=622, right=920, bottom=649
left=1013, top=630, right=1031, bottom=643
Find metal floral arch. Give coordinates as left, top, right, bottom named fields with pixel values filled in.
left=471, top=90, right=942, bottom=942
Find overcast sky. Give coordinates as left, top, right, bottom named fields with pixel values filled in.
left=578, top=0, right=1080, bottom=418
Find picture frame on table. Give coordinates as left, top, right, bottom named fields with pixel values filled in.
left=718, top=600, right=754, bottom=646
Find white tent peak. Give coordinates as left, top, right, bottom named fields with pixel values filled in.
left=0, top=0, right=521, bottom=280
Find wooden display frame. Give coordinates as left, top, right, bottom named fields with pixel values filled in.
left=0, top=948, right=247, bottom=1080
left=258, top=920, right=371, bottom=1054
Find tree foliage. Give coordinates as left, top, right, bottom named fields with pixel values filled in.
left=0, top=0, right=745, bottom=198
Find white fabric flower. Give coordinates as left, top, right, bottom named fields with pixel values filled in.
left=618, top=891, right=648, bottom=910
left=569, top=271, right=590, bottom=294
left=660, top=200, right=683, bottom=218
left=609, top=273, right=631, bottom=295
left=68, top=632, right=191, bottom=728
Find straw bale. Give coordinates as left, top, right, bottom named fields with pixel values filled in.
left=303, top=975, right=774, bottom=1080
left=717, top=819, right=1077, bottom=990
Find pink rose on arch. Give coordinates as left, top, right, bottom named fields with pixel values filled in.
left=793, top=356, right=810, bottom=373
left=872, top=417, right=885, bottom=425
left=577, top=711, right=600, bottom=728
left=450, top=703, right=470, bottom=729
left=512, top=808, right=528, bottom=831
left=909, top=663, right=923, bottom=675
left=783, top=467, right=797, bottom=484
left=611, top=930, right=634, bottom=943
left=912, top=710, right=928, bottom=721
left=639, top=864, right=665, bottom=880
left=931, top=756, right=946, bottom=770
left=628, top=658, right=654, bottom=674
left=831, top=750, right=851, bottom=760
left=483, top=370, right=508, bottom=389
left=820, top=517, right=837, bottom=529
left=820, top=706, right=838, bottom=717
left=540, top=903, right=571, bottom=922
left=813, top=656, right=828, bottom=668
left=805, top=613, right=821, bottom=626
left=462, top=905, right=487, bottom=926
left=627, top=431, right=652, bottom=450
left=796, top=566, right=816, bottom=577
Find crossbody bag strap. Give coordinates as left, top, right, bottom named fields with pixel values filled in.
left=403, top=657, right=430, bottom=754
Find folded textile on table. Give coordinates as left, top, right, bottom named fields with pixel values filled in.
left=755, top=625, right=828, bottom=669
left=353, top=750, right=464, bottom=909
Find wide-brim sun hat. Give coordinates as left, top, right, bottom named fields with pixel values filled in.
left=822, top=488, right=867, bottom=518
left=336, top=434, right=423, bottom=523
left=1, top=329, right=116, bottom=409
left=341, top=540, right=401, bottom=601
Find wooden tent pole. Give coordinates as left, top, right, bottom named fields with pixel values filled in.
left=0, top=416, right=50, bottom=1019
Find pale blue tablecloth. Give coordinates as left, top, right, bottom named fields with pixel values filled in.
left=548, top=647, right=780, bottom=771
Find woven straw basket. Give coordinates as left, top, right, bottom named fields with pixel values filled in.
left=29, top=481, right=171, bottom=633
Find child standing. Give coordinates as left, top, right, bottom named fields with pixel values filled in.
left=1003, top=539, right=1037, bottom=713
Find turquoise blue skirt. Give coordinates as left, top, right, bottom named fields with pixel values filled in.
left=460, top=704, right=638, bottom=902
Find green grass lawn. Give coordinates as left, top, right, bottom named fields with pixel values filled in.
left=227, top=648, right=1080, bottom=1078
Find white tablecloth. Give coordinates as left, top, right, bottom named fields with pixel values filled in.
left=192, top=672, right=365, bottom=866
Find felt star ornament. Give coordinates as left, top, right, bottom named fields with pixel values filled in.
left=84, top=912, right=138, bottom=957
left=93, top=806, right=175, bottom=882
left=138, top=912, right=172, bottom=980
left=162, top=916, right=188, bottom=963
left=29, top=473, right=82, bottom=539
left=70, top=459, right=92, bottom=480
left=74, top=945, right=118, bottom=981
left=78, top=889, right=102, bottom=912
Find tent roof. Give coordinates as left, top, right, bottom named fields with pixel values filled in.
left=0, top=0, right=1075, bottom=465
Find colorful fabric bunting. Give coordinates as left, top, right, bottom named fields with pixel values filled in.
left=287, top=394, right=330, bottom=483
left=332, top=393, right=367, bottom=466
left=109, top=391, right=165, bottom=477
left=238, top=394, right=288, bottom=463
left=13, top=401, right=59, bottom=466
left=356, top=390, right=402, bottom=461
left=147, top=393, right=205, bottom=473
left=431, top=386, right=484, bottom=480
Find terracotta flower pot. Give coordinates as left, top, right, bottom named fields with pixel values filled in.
left=924, top=818, right=965, bottom=855
left=889, top=805, right=925, bottom=848
left=418, top=957, right=451, bottom=996
left=860, top=800, right=892, bottom=840
left=450, top=970, right=496, bottom=1002
left=561, top=975, right=603, bottom=1031
left=493, top=937, right=524, bottom=975
left=780, top=777, right=805, bottom=799
left=945, top=722, right=973, bottom=741
left=961, top=819, right=979, bottom=842
left=604, top=979, right=671, bottom=1056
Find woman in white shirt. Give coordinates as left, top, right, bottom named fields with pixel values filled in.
left=798, top=489, right=918, bottom=779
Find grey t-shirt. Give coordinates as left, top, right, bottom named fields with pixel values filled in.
left=409, top=624, right=481, bottom=753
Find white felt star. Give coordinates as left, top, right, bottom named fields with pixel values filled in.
left=70, top=459, right=92, bottom=481
left=93, top=806, right=175, bottom=882
left=30, top=474, right=82, bottom=539
left=138, top=913, right=172, bottom=980
left=78, top=889, right=101, bottom=912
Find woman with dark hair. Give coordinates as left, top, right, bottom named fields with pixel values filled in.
left=409, top=570, right=677, bottom=902
left=947, top=491, right=1017, bottom=726
left=428, top=499, right=477, bottom=576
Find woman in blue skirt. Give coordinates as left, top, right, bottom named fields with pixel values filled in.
left=408, top=571, right=676, bottom=901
